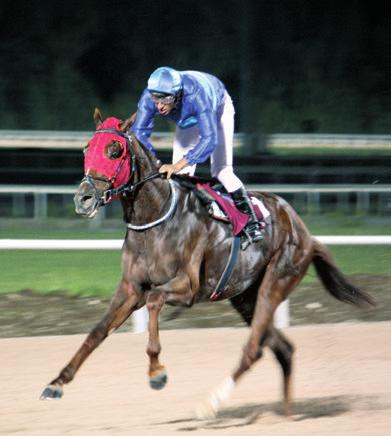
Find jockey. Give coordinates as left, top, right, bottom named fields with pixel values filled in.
left=131, top=66, right=263, bottom=244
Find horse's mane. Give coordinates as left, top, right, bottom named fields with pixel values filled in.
left=172, top=174, right=220, bottom=187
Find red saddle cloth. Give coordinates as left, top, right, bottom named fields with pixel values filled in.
left=201, top=183, right=249, bottom=236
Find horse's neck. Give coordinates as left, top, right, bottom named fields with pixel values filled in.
left=122, top=142, right=171, bottom=225
left=126, top=180, right=171, bottom=224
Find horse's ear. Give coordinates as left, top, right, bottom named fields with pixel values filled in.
left=93, top=107, right=103, bottom=127
left=119, top=112, right=137, bottom=132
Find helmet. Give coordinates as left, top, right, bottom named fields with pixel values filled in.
left=147, top=67, right=182, bottom=95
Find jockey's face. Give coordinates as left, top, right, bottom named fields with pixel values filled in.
left=155, top=99, right=175, bottom=116
left=150, top=92, right=177, bottom=116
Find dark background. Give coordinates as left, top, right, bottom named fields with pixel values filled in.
left=0, top=0, right=390, bottom=134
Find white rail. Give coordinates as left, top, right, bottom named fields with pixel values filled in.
left=0, top=239, right=123, bottom=250
left=2, top=183, right=391, bottom=194
left=1, top=131, right=390, bottom=149
left=1, top=236, right=391, bottom=250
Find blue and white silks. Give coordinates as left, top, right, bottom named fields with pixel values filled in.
left=131, top=71, right=227, bottom=166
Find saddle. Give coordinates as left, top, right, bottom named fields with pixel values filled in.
left=173, top=174, right=270, bottom=300
left=173, top=175, right=269, bottom=236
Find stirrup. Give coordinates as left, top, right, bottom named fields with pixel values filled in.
left=250, top=228, right=263, bottom=242
left=240, top=233, right=251, bottom=251
left=240, top=226, right=263, bottom=250
left=247, top=221, right=264, bottom=241
left=241, top=240, right=251, bottom=251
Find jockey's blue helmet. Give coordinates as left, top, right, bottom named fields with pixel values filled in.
left=147, top=67, right=182, bottom=96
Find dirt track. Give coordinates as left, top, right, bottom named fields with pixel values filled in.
left=1, top=322, right=391, bottom=435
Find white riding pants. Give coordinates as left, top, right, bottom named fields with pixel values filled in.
left=172, top=91, right=243, bottom=193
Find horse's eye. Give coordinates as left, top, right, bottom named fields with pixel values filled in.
left=105, top=141, right=124, bottom=160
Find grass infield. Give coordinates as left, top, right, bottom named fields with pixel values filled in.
left=0, top=214, right=390, bottom=297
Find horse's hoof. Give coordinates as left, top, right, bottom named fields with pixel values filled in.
left=149, top=370, right=168, bottom=390
left=39, top=384, right=63, bottom=400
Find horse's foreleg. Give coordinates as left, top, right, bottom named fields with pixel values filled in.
left=40, top=280, right=142, bottom=400
left=145, top=273, right=194, bottom=390
left=145, top=290, right=167, bottom=390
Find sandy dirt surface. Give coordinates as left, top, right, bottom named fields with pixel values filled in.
left=1, top=322, right=391, bottom=435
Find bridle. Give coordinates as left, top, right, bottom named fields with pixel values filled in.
left=82, top=128, right=138, bottom=205
left=82, top=127, right=178, bottom=230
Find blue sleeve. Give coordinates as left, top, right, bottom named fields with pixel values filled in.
left=184, top=105, right=218, bottom=165
left=131, top=90, right=157, bottom=154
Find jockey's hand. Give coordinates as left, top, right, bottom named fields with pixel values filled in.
left=159, top=158, right=189, bottom=179
left=159, top=163, right=177, bottom=179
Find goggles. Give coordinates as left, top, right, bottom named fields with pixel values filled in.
left=150, top=92, right=176, bottom=105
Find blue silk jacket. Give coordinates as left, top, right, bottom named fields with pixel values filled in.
left=131, top=71, right=227, bottom=165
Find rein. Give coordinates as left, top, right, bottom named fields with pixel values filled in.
left=102, top=167, right=163, bottom=204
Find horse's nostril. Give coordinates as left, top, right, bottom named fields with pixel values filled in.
left=82, top=195, right=93, bottom=202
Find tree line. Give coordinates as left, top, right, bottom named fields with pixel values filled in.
left=0, top=0, right=389, bottom=133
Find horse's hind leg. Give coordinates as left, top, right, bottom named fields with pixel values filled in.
left=267, top=326, right=294, bottom=416
left=196, top=246, right=310, bottom=419
left=230, top=290, right=295, bottom=416
left=40, top=279, right=142, bottom=400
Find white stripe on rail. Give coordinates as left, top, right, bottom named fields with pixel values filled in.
left=315, top=235, right=391, bottom=245
left=1, top=236, right=391, bottom=249
left=0, top=239, right=123, bottom=249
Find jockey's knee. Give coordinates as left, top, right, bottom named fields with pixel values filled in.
left=214, top=167, right=243, bottom=192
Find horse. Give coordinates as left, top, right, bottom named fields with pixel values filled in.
left=40, top=108, right=375, bottom=419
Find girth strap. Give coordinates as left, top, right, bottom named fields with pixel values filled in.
left=210, top=235, right=241, bottom=301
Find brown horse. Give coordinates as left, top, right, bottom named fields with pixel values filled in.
left=40, top=109, right=375, bottom=419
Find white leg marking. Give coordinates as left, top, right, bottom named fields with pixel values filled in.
left=195, top=376, right=235, bottom=420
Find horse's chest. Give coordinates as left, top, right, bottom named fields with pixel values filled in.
left=141, top=247, right=180, bottom=283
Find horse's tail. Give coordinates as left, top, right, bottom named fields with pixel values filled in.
left=311, top=238, right=376, bottom=308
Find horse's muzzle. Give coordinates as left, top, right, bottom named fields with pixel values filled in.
left=74, top=181, right=102, bottom=219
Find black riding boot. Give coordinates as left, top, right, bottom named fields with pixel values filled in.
left=231, top=187, right=263, bottom=245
